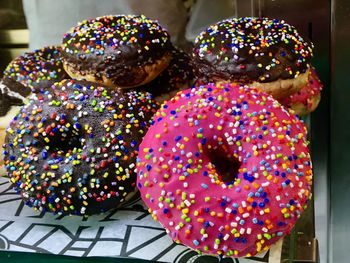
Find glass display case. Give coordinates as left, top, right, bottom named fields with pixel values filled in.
left=0, top=0, right=27, bottom=75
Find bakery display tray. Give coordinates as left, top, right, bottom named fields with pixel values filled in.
left=0, top=174, right=317, bottom=263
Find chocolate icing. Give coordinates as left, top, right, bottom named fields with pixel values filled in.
left=140, top=47, right=195, bottom=98
left=61, top=15, right=172, bottom=87
left=3, top=79, right=159, bottom=215
left=4, top=46, right=69, bottom=92
left=193, top=17, right=313, bottom=83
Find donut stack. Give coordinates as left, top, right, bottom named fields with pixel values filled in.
left=1, top=15, right=318, bottom=259
left=1, top=15, right=196, bottom=215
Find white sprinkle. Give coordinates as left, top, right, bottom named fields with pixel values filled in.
left=242, top=213, right=249, bottom=218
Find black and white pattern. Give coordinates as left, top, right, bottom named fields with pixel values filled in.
left=0, top=176, right=280, bottom=262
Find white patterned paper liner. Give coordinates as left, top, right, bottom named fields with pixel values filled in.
left=0, top=176, right=282, bottom=262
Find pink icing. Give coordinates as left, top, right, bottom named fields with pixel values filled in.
left=136, top=83, right=313, bottom=258
left=279, top=67, right=323, bottom=109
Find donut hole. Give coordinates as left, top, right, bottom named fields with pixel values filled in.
left=50, top=134, right=82, bottom=152
left=43, top=122, right=83, bottom=152
left=208, top=150, right=240, bottom=184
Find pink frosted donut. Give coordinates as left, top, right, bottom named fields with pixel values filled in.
left=137, top=83, right=312, bottom=258
left=279, top=67, right=323, bottom=115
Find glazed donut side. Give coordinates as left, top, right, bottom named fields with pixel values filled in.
left=63, top=53, right=172, bottom=89
left=61, top=15, right=173, bottom=88
left=279, top=67, right=323, bottom=115
left=137, top=83, right=312, bottom=257
left=3, top=79, right=159, bottom=215
left=210, top=69, right=310, bottom=100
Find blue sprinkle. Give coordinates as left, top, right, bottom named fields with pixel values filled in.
left=243, top=173, right=255, bottom=182
left=146, top=164, right=152, bottom=171
left=278, top=221, right=285, bottom=226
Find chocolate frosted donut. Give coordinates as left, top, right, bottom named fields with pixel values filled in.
left=3, top=79, right=159, bottom=215
left=3, top=46, right=69, bottom=92
left=193, top=17, right=313, bottom=98
left=61, top=15, right=173, bottom=88
left=140, top=47, right=195, bottom=103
